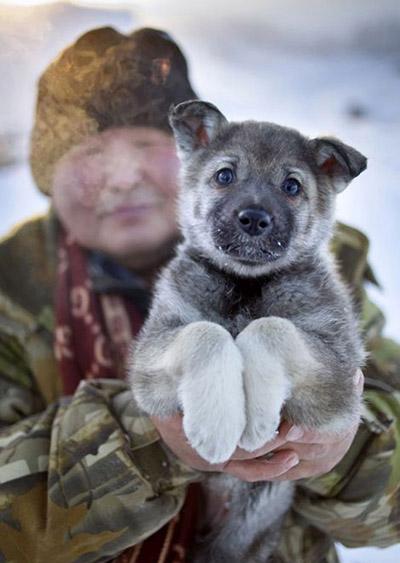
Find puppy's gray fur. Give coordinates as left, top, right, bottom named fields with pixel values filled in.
left=129, top=100, right=366, bottom=561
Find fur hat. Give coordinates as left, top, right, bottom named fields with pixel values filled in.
left=30, top=27, right=197, bottom=195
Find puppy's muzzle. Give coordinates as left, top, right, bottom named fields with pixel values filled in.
left=237, top=207, right=274, bottom=237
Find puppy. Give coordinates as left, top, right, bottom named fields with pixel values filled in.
left=129, top=100, right=366, bottom=561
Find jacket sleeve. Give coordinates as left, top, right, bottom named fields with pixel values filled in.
left=0, top=331, right=199, bottom=563
left=292, top=334, right=400, bottom=549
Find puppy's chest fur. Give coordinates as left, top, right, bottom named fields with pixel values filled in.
left=210, top=274, right=269, bottom=336
left=221, top=276, right=265, bottom=334
left=168, top=248, right=329, bottom=338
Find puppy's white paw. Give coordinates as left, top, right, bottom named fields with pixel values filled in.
left=238, top=408, right=281, bottom=452
left=182, top=401, right=245, bottom=464
left=178, top=337, right=245, bottom=464
left=236, top=321, right=291, bottom=453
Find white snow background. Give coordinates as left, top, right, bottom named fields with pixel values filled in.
left=1, top=1, right=400, bottom=561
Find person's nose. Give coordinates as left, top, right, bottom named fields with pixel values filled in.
left=108, top=162, right=147, bottom=193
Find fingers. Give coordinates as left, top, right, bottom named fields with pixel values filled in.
left=260, top=370, right=364, bottom=480
left=271, top=421, right=358, bottom=481
left=354, top=368, right=364, bottom=394
left=151, top=413, right=224, bottom=471
left=275, top=441, right=332, bottom=462
left=281, top=370, right=364, bottom=446
left=284, top=423, right=358, bottom=446
left=271, top=456, right=339, bottom=481
left=223, top=450, right=300, bottom=482
left=271, top=430, right=356, bottom=480
left=230, top=420, right=292, bottom=460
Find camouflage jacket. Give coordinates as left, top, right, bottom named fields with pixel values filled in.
left=0, top=212, right=399, bottom=563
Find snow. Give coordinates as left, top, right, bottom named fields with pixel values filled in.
left=1, top=1, right=400, bottom=560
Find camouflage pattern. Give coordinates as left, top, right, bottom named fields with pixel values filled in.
left=273, top=386, right=400, bottom=562
left=1, top=213, right=400, bottom=562
left=0, top=379, right=197, bottom=563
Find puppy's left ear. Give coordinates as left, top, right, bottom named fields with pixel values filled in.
left=310, top=136, right=367, bottom=193
left=169, top=100, right=227, bottom=158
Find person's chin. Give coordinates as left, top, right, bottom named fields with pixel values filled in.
left=102, top=228, right=168, bottom=259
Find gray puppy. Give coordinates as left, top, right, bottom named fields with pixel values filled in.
left=129, top=100, right=366, bottom=561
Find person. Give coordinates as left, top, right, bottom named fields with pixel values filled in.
left=0, top=26, right=399, bottom=563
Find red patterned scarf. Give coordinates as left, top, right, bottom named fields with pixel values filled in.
left=54, top=229, right=143, bottom=394
left=54, top=227, right=200, bottom=562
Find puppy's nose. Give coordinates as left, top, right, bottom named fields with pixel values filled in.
left=237, top=207, right=273, bottom=236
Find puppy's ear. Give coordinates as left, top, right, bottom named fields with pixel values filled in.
left=169, top=100, right=227, bottom=157
left=310, top=136, right=367, bottom=193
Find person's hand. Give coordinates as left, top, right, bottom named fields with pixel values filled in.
left=269, top=368, right=365, bottom=481
left=151, top=369, right=364, bottom=482
left=151, top=414, right=301, bottom=479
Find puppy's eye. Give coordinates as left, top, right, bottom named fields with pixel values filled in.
left=281, top=178, right=302, bottom=196
left=215, top=168, right=234, bottom=186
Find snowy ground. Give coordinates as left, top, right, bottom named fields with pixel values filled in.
left=1, top=1, right=400, bottom=561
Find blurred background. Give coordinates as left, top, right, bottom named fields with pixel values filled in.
left=1, top=1, right=400, bottom=560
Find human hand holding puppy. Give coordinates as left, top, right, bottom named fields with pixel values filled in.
left=152, top=369, right=364, bottom=482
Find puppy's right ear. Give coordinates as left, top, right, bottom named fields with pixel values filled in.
left=168, top=100, right=227, bottom=157
left=310, top=136, right=367, bottom=193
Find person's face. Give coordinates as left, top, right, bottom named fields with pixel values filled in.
left=52, top=127, right=180, bottom=263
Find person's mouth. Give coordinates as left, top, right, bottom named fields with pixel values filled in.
left=99, top=201, right=162, bottom=219
left=114, top=203, right=157, bottom=216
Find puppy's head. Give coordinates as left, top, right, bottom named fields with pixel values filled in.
left=169, top=100, right=367, bottom=277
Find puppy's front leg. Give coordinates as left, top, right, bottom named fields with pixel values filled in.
left=237, top=316, right=361, bottom=452
left=236, top=317, right=337, bottom=451
left=176, top=322, right=246, bottom=463
left=133, top=321, right=246, bottom=464
left=236, top=318, right=291, bottom=451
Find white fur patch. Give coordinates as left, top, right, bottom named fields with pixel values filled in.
left=236, top=323, right=291, bottom=451
left=177, top=326, right=246, bottom=464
